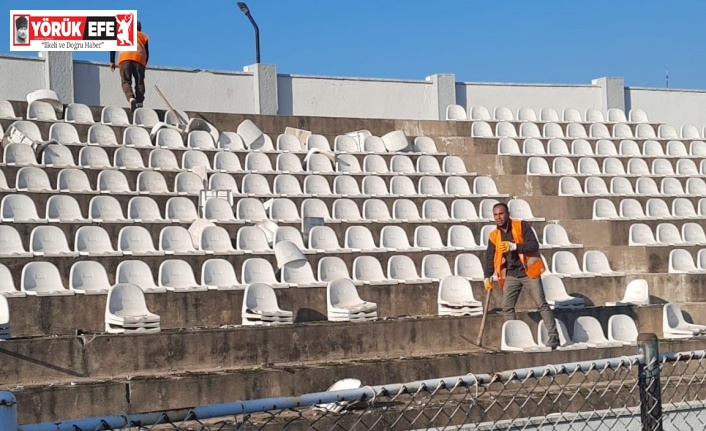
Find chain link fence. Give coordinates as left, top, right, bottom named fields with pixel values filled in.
left=8, top=336, right=706, bottom=431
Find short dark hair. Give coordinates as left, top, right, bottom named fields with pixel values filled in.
left=492, top=202, right=509, bottom=213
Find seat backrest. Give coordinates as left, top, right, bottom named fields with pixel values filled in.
left=421, top=254, right=452, bottom=279
left=352, top=256, right=386, bottom=282
left=498, top=138, right=520, bottom=155
left=118, top=225, right=159, bottom=253
left=655, top=223, right=682, bottom=244
left=303, top=175, right=332, bottom=195
left=49, top=123, right=82, bottom=145
left=148, top=149, right=180, bottom=170
left=101, top=106, right=130, bottom=125
left=156, top=128, right=185, bottom=149
left=132, top=107, right=159, bottom=127
left=393, top=199, right=421, bottom=220
left=495, top=121, right=517, bottom=138
left=136, top=171, right=170, bottom=194
left=159, top=259, right=199, bottom=288
left=414, top=136, right=438, bottom=153
left=607, top=108, right=627, bottom=123
left=236, top=226, right=271, bottom=252
left=362, top=199, right=391, bottom=221
left=422, top=199, right=450, bottom=220
left=628, top=223, right=656, bottom=246
left=389, top=176, right=415, bottom=196
left=70, top=261, right=111, bottom=293
left=565, top=122, right=587, bottom=138
left=27, top=100, right=58, bottom=121
left=469, top=105, right=491, bottom=121
left=22, top=262, right=66, bottom=293
left=585, top=108, right=604, bottom=123
left=522, top=138, right=546, bottom=155
left=380, top=225, right=411, bottom=249
left=552, top=251, right=582, bottom=275
left=582, top=250, right=614, bottom=273
left=445, top=104, right=467, bottom=120
left=242, top=173, right=272, bottom=195
left=317, top=257, right=350, bottom=282
left=595, top=139, right=618, bottom=156
left=527, top=157, right=551, bottom=175
left=309, top=226, right=342, bottom=251
left=345, top=226, right=376, bottom=249
left=165, top=197, right=198, bottom=222
left=571, top=139, right=593, bottom=156
left=387, top=255, right=421, bottom=281
left=333, top=175, right=361, bottom=196
left=245, top=152, right=273, bottom=172
left=64, top=103, right=95, bottom=123
left=645, top=198, right=670, bottom=218
left=332, top=199, right=362, bottom=221
left=592, top=199, right=618, bottom=220
left=88, top=124, right=119, bottom=146
left=159, top=226, right=198, bottom=253
left=573, top=316, right=609, bottom=343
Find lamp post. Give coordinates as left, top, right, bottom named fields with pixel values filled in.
left=237, top=2, right=260, bottom=64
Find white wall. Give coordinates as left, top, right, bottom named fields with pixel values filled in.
left=279, top=75, right=435, bottom=119
left=0, top=55, right=46, bottom=101
left=457, top=82, right=602, bottom=118
left=73, top=61, right=256, bottom=113
left=626, top=87, right=706, bottom=128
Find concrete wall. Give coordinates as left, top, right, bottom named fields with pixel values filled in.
left=279, top=75, right=435, bottom=119
left=457, top=82, right=602, bottom=117
left=626, top=86, right=706, bottom=129
left=0, top=55, right=46, bottom=102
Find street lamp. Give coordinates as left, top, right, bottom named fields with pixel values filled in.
left=237, top=2, right=260, bottom=63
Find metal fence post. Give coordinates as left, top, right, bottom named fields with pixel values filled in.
left=637, top=333, right=662, bottom=431
left=0, top=391, right=18, bottom=431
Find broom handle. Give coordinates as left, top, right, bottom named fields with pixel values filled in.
left=476, top=285, right=493, bottom=346
left=153, top=85, right=186, bottom=127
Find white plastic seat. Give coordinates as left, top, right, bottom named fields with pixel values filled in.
left=158, top=259, right=208, bottom=292
left=273, top=226, right=307, bottom=251
left=213, top=152, right=243, bottom=173
left=26, top=100, right=57, bottom=121
left=573, top=316, right=623, bottom=348
left=46, top=195, right=87, bottom=222
left=627, top=158, right=651, bottom=176
left=527, top=157, right=552, bottom=175
left=589, top=123, right=611, bottom=138
left=156, top=129, right=185, bottom=149
left=276, top=134, right=303, bottom=152
left=381, top=130, right=409, bottom=152
left=8, top=120, right=43, bottom=141
left=688, top=178, right=706, bottom=196
left=275, top=153, right=303, bottom=173
left=165, top=197, right=198, bottom=222
left=0, top=225, right=31, bottom=257
left=97, top=170, right=134, bottom=194
left=451, top=199, right=480, bottom=222
left=137, top=171, right=171, bottom=194
left=552, top=157, right=576, bottom=175
left=498, top=138, right=521, bottom=155
left=561, top=108, right=581, bottom=122
left=470, top=105, right=491, bottom=121
left=493, top=106, right=513, bottom=121
left=515, top=107, right=537, bottom=122
left=244, top=152, right=274, bottom=173
left=362, top=136, right=386, bottom=153
left=537, top=318, right=586, bottom=351
left=583, top=250, right=625, bottom=276
left=646, top=198, right=672, bottom=218
left=636, top=178, right=660, bottom=196
left=332, top=199, right=363, bottom=222
left=663, top=303, right=706, bottom=339
left=333, top=176, right=362, bottom=197
left=352, top=255, right=397, bottom=286
left=681, top=125, right=702, bottom=140
left=619, top=140, right=641, bottom=157
left=612, top=123, right=633, bottom=138
left=242, top=283, right=293, bottom=326
left=418, top=176, right=444, bottom=195
left=218, top=132, right=245, bottom=151
left=611, top=177, right=635, bottom=196
left=303, top=175, right=332, bottom=196
left=676, top=159, right=698, bottom=177
left=1, top=194, right=44, bottom=222
left=478, top=199, right=499, bottom=221
left=673, top=198, right=698, bottom=218
left=583, top=177, right=610, bottom=198
left=620, top=198, right=646, bottom=219
left=473, top=176, right=503, bottom=197
left=334, top=135, right=360, bottom=153
left=21, top=262, right=74, bottom=296
left=345, top=226, right=381, bottom=252
left=87, top=124, right=119, bottom=146
left=543, top=223, right=581, bottom=248
left=69, top=261, right=111, bottom=295
left=114, top=147, right=146, bottom=170
left=628, top=223, right=657, bottom=246
left=558, top=177, right=583, bottom=196
left=273, top=174, right=302, bottom=196
left=0, top=263, right=23, bottom=297
left=101, top=106, right=130, bottom=126
left=47, top=123, right=83, bottom=146
left=547, top=139, right=570, bottom=156
left=454, top=253, right=484, bottom=281
left=240, top=259, right=282, bottom=287
left=602, top=157, right=626, bottom=176
left=659, top=125, right=681, bottom=140
left=309, top=226, right=347, bottom=253
left=565, top=122, right=587, bottom=138
left=507, top=198, right=541, bottom=221
left=0, top=100, right=18, bottom=120
left=542, top=123, right=564, bottom=139
left=306, top=134, right=331, bottom=152
left=165, top=109, right=189, bottom=127
left=541, top=274, right=584, bottom=309
left=442, top=155, right=468, bottom=174
left=501, top=320, right=550, bottom=352
left=148, top=149, right=180, bottom=170
left=635, top=123, right=657, bottom=139
left=495, top=121, right=517, bottom=138
left=592, top=199, right=619, bottom=220
left=421, top=254, right=453, bottom=281
left=446, top=104, right=467, bottom=120
left=159, top=226, right=203, bottom=255
left=305, top=153, right=334, bottom=173
left=201, top=259, right=242, bottom=290
left=16, top=166, right=53, bottom=191
left=326, top=278, right=377, bottom=322
left=682, top=223, right=706, bottom=244
left=437, top=276, right=482, bottom=316
left=571, top=139, right=594, bottom=156
left=362, top=154, right=389, bottom=174
left=242, top=173, right=273, bottom=196
left=208, top=173, right=240, bottom=195
left=203, top=198, right=237, bottom=223
left=651, top=158, right=674, bottom=176
left=236, top=226, right=272, bottom=253
left=414, top=225, right=451, bottom=251
left=336, top=154, right=362, bottom=173
left=380, top=226, right=413, bottom=251
left=5, top=143, right=39, bottom=167
left=552, top=251, right=594, bottom=278
left=539, top=107, right=559, bottom=122
left=64, top=103, right=94, bottom=123
left=174, top=171, right=204, bottom=195
left=182, top=150, right=213, bottom=172
left=577, top=157, right=601, bottom=175
left=118, top=225, right=163, bottom=256
left=414, top=136, right=438, bottom=153
left=606, top=279, right=650, bottom=306
left=669, top=249, right=704, bottom=274
left=187, top=130, right=216, bottom=150
left=301, top=198, right=332, bottom=220
left=126, top=197, right=167, bottom=223
left=119, top=126, right=152, bottom=148
left=595, top=140, right=618, bottom=156
left=660, top=178, right=685, bottom=196
left=393, top=199, right=421, bottom=221
left=390, top=155, right=416, bottom=174
left=628, top=109, right=648, bottom=123
left=269, top=198, right=301, bottom=222
left=132, top=107, right=159, bottom=127
left=279, top=253, right=323, bottom=288
left=519, top=122, right=542, bottom=138
left=422, top=199, right=451, bottom=221
left=105, top=283, right=161, bottom=333
left=362, top=199, right=392, bottom=222
left=387, top=255, right=430, bottom=284
left=115, top=260, right=166, bottom=293
left=447, top=225, right=481, bottom=251
left=585, top=108, right=605, bottom=123
left=522, top=138, right=546, bottom=155
left=607, top=108, right=627, bottom=123
left=88, top=196, right=129, bottom=222
left=389, top=176, right=416, bottom=196
left=236, top=120, right=267, bottom=150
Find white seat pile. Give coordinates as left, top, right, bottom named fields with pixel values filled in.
left=327, top=278, right=378, bottom=322
left=663, top=303, right=706, bottom=339
left=105, top=283, right=161, bottom=334
left=241, top=283, right=293, bottom=326
left=437, top=276, right=483, bottom=316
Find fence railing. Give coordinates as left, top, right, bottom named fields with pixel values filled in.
left=4, top=333, right=706, bottom=431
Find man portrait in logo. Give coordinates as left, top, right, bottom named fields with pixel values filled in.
left=115, top=13, right=133, bottom=46
left=15, top=16, right=29, bottom=45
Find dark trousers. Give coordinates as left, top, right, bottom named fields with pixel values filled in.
left=502, top=275, right=559, bottom=339
left=119, top=61, right=146, bottom=103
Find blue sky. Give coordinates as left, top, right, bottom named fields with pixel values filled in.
left=2, top=1, right=705, bottom=89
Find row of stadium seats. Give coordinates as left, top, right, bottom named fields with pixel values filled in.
left=499, top=137, right=706, bottom=157
left=473, top=121, right=669, bottom=140
left=560, top=176, right=706, bottom=196
left=593, top=198, right=706, bottom=220
left=527, top=156, right=706, bottom=176
left=452, top=105, right=649, bottom=124
left=629, top=222, right=706, bottom=246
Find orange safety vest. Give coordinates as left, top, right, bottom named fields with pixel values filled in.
left=118, top=31, right=148, bottom=66
left=489, top=219, right=545, bottom=289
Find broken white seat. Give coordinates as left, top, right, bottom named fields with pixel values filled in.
left=663, top=303, right=706, bottom=339
left=242, top=283, right=293, bottom=326
left=438, top=276, right=482, bottom=316
left=501, top=320, right=551, bottom=352
left=327, top=278, right=377, bottom=322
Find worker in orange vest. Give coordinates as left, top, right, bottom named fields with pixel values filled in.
left=109, top=20, right=149, bottom=111
left=483, top=202, right=560, bottom=349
